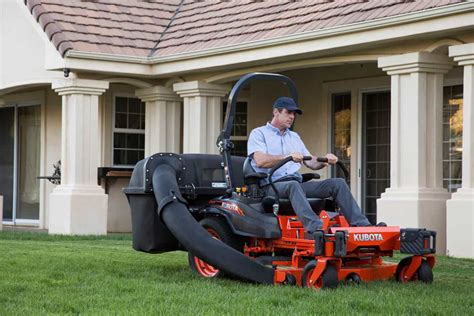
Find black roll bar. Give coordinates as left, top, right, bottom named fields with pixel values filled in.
left=216, top=72, right=299, bottom=190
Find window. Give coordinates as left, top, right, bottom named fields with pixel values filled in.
left=443, top=85, right=463, bottom=192
left=222, top=101, right=248, bottom=157
left=331, top=93, right=351, bottom=187
left=113, top=96, right=145, bottom=166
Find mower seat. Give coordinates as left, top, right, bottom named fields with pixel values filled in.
left=242, top=157, right=334, bottom=214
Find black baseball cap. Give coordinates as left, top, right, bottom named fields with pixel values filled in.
left=272, top=97, right=302, bottom=115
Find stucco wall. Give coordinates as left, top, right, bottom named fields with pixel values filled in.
left=0, top=0, right=63, bottom=91
left=42, top=89, right=62, bottom=229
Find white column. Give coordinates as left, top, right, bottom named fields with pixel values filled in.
left=135, top=86, right=182, bottom=156
left=173, top=81, right=229, bottom=154
left=377, top=52, right=453, bottom=254
left=447, top=43, right=474, bottom=258
left=49, top=79, right=109, bottom=235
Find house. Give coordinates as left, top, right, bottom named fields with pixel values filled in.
left=0, top=0, right=473, bottom=258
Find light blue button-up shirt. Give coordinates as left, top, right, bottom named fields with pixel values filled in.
left=247, top=122, right=310, bottom=183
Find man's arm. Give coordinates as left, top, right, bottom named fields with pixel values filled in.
left=304, top=153, right=338, bottom=170
left=253, top=151, right=304, bottom=168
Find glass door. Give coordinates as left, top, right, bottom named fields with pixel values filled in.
left=17, top=106, right=41, bottom=221
left=1, top=105, right=41, bottom=224
left=0, top=107, right=15, bottom=222
left=362, top=92, right=391, bottom=224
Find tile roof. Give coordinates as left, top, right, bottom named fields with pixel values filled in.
left=26, top=0, right=465, bottom=58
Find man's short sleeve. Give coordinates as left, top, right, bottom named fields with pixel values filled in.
left=301, top=141, right=311, bottom=156
left=294, top=132, right=311, bottom=156
left=247, top=128, right=267, bottom=156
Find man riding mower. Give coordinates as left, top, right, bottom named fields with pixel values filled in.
left=124, top=72, right=436, bottom=289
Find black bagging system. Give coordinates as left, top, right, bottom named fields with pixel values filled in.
left=123, top=153, right=275, bottom=284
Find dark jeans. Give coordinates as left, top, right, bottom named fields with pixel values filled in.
left=265, top=178, right=370, bottom=232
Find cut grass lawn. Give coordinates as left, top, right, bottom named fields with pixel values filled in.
left=0, top=231, right=473, bottom=315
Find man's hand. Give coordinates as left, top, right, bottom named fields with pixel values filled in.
left=325, top=153, right=338, bottom=165
left=288, top=152, right=304, bottom=163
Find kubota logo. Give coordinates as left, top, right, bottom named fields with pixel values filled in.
left=221, top=202, right=244, bottom=216
left=354, top=233, right=383, bottom=241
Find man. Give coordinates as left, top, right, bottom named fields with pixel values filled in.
left=247, top=96, right=373, bottom=235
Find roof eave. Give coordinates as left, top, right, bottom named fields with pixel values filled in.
left=60, top=2, right=474, bottom=76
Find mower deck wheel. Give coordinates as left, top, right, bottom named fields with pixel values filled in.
left=188, top=217, right=243, bottom=278
left=301, top=260, right=338, bottom=290
left=396, top=257, right=433, bottom=283
left=345, top=273, right=362, bottom=285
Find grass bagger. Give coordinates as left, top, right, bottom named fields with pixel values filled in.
left=124, top=72, right=436, bottom=289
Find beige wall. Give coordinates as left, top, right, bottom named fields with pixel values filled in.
left=0, top=0, right=63, bottom=91
left=42, top=89, right=62, bottom=229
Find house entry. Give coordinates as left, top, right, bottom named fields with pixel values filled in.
left=362, top=91, right=390, bottom=224
left=0, top=105, right=41, bottom=225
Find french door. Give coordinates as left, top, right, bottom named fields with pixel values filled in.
left=0, top=105, right=41, bottom=225
left=361, top=91, right=390, bottom=224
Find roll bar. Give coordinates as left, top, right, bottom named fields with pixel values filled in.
left=216, top=72, right=299, bottom=190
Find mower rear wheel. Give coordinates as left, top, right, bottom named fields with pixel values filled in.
left=396, top=257, right=433, bottom=283
left=188, top=217, right=243, bottom=278
left=301, top=260, right=339, bottom=290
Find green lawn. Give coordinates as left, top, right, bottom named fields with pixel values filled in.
left=0, top=231, right=473, bottom=315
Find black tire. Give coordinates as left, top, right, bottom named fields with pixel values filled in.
left=396, top=257, right=433, bottom=283
left=283, top=274, right=297, bottom=286
left=188, top=217, right=243, bottom=278
left=345, top=273, right=362, bottom=285
left=417, top=261, right=434, bottom=283
left=301, top=260, right=339, bottom=289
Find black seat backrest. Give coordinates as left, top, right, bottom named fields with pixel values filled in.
left=243, top=157, right=256, bottom=177
left=243, top=157, right=268, bottom=185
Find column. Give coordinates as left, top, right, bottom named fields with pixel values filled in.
left=135, top=86, right=182, bottom=156
left=49, top=79, right=109, bottom=235
left=447, top=43, right=474, bottom=258
left=377, top=52, right=453, bottom=254
left=173, top=81, right=229, bottom=154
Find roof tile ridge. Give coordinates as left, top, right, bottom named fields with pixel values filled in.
left=93, top=0, right=179, bottom=11
left=167, top=1, right=345, bottom=32
left=55, top=28, right=158, bottom=44
left=148, top=0, right=186, bottom=58
left=39, top=2, right=175, bottom=19
left=52, top=19, right=166, bottom=35
left=40, top=0, right=178, bottom=14
left=26, top=0, right=73, bottom=57
left=48, top=12, right=169, bottom=28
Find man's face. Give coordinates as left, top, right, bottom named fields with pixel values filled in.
left=273, top=108, right=296, bottom=129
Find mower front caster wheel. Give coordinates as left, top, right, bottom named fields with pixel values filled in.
left=301, top=260, right=338, bottom=290
left=396, top=257, right=433, bottom=283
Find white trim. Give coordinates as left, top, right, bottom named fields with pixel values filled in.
left=14, top=219, right=40, bottom=226
left=1, top=91, right=44, bottom=227
left=13, top=106, right=18, bottom=223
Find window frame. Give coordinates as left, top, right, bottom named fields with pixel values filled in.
left=442, top=83, right=464, bottom=193
left=222, top=98, right=249, bottom=157
left=112, top=93, right=146, bottom=167
left=330, top=92, right=352, bottom=186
